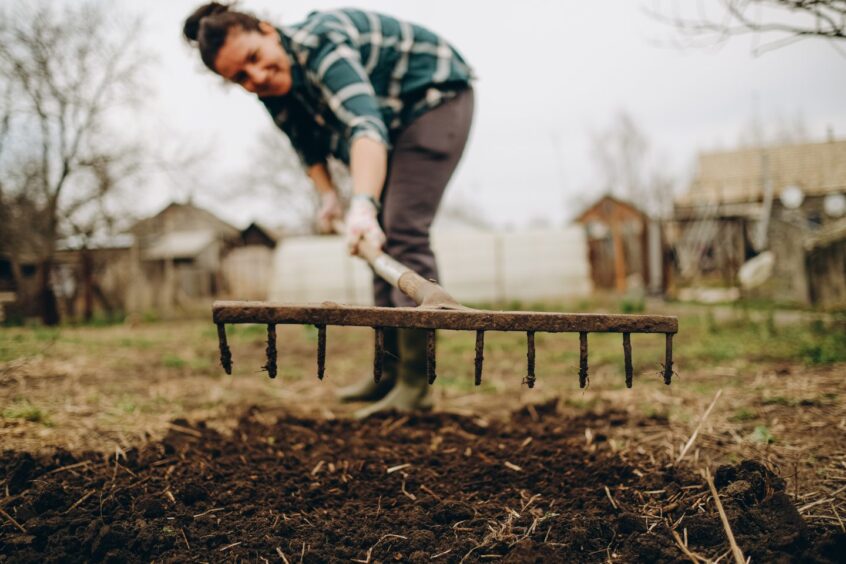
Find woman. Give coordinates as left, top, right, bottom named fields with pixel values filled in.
left=184, top=3, right=474, bottom=417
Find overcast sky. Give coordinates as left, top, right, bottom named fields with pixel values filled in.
left=132, top=0, right=846, bottom=229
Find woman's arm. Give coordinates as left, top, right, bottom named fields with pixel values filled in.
left=301, top=17, right=390, bottom=252
left=344, top=136, right=388, bottom=253
left=307, top=162, right=334, bottom=195
left=308, top=162, right=344, bottom=234
left=349, top=136, right=387, bottom=202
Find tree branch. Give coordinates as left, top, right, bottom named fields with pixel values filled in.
left=649, top=0, right=846, bottom=54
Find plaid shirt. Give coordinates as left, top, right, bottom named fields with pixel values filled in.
left=260, top=9, right=473, bottom=167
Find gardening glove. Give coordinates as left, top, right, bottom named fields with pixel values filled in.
left=315, top=190, right=343, bottom=234
left=345, top=195, right=386, bottom=255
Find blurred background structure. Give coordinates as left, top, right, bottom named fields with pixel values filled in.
left=1, top=0, right=845, bottom=323
left=671, top=138, right=846, bottom=307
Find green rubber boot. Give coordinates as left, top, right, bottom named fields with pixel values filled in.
left=337, top=327, right=398, bottom=402
left=354, top=328, right=434, bottom=419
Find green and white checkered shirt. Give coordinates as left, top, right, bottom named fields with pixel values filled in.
left=260, top=9, right=473, bottom=167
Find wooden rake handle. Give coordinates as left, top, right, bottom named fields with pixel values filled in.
left=332, top=219, right=465, bottom=310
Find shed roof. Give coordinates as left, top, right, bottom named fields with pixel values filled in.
left=574, top=195, right=647, bottom=224
left=144, top=230, right=216, bottom=260
left=243, top=222, right=281, bottom=242
left=678, top=139, right=846, bottom=207
left=131, top=202, right=239, bottom=239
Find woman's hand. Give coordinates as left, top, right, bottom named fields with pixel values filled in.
left=345, top=136, right=388, bottom=255
left=315, top=190, right=343, bottom=234
left=344, top=196, right=386, bottom=255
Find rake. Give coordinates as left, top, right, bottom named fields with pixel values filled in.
left=212, top=232, right=678, bottom=389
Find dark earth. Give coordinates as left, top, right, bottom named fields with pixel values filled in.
left=2, top=403, right=844, bottom=563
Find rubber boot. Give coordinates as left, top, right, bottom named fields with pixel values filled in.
left=354, top=328, right=434, bottom=419
left=337, top=327, right=398, bottom=402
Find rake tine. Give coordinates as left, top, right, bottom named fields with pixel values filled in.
left=316, top=324, right=326, bottom=380
left=623, top=332, right=633, bottom=388
left=264, top=324, right=277, bottom=378
left=663, top=333, right=674, bottom=385
left=474, top=330, right=485, bottom=386
left=213, top=301, right=680, bottom=390
left=373, top=327, right=385, bottom=383
left=217, top=323, right=232, bottom=375
left=426, top=329, right=437, bottom=384
left=579, top=332, right=588, bottom=388
left=525, top=331, right=536, bottom=388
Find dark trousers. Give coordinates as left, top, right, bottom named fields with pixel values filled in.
left=374, top=88, right=475, bottom=307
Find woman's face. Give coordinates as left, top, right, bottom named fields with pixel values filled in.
left=214, top=22, right=292, bottom=97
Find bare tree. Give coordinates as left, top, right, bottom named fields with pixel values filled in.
left=649, top=0, right=846, bottom=54
left=590, top=111, right=676, bottom=218
left=0, top=1, right=148, bottom=324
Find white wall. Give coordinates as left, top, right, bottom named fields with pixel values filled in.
left=223, top=246, right=275, bottom=300
left=269, top=228, right=591, bottom=304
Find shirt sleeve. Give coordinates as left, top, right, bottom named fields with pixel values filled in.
left=282, top=107, right=333, bottom=167
left=261, top=96, right=331, bottom=168
left=303, top=14, right=391, bottom=148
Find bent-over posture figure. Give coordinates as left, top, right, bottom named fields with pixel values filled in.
left=184, top=3, right=474, bottom=417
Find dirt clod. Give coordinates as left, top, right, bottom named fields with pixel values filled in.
left=136, top=498, right=165, bottom=518
left=179, top=483, right=208, bottom=505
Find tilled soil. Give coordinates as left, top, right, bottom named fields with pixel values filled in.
left=1, top=404, right=844, bottom=563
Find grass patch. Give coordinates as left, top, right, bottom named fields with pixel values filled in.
left=437, top=373, right=497, bottom=393
left=800, top=330, right=846, bottom=364
left=641, top=405, right=669, bottom=419
left=142, top=310, right=160, bottom=323
left=228, top=324, right=269, bottom=344
left=761, top=396, right=793, bottom=407
left=72, top=313, right=126, bottom=327
left=162, top=354, right=187, bottom=369
left=749, top=425, right=775, bottom=444
left=116, top=396, right=138, bottom=414
left=0, top=328, right=61, bottom=361
left=118, top=337, right=155, bottom=350
left=2, top=399, right=52, bottom=425
left=620, top=298, right=645, bottom=314
left=730, top=408, right=758, bottom=422
left=187, top=356, right=214, bottom=372
left=562, top=396, right=598, bottom=410
left=673, top=315, right=846, bottom=369
left=301, top=324, right=320, bottom=341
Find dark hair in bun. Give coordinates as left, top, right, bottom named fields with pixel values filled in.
left=183, top=2, right=262, bottom=72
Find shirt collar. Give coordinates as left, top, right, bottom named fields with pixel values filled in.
left=277, top=26, right=305, bottom=94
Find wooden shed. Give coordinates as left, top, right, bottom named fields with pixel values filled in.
left=128, top=202, right=240, bottom=311
left=222, top=222, right=281, bottom=300
left=673, top=138, right=846, bottom=301
left=805, top=219, right=846, bottom=309
left=575, top=195, right=654, bottom=293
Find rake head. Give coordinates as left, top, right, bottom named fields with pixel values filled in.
left=212, top=300, right=678, bottom=389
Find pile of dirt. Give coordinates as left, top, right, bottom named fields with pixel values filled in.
left=1, top=405, right=843, bottom=562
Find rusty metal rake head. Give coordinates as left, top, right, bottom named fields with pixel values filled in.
left=212, top=232, right=677, bottom=389
left=212, top=300, right=677, bottom=389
